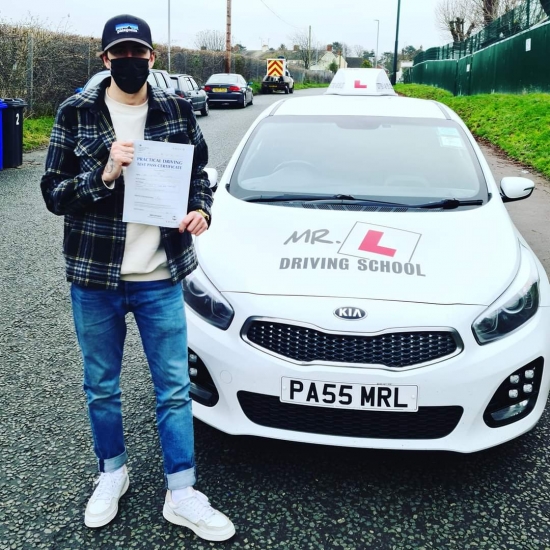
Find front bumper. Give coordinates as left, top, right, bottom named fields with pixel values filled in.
left=187, top=294, right=550, bottom=452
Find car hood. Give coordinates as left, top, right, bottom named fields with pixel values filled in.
left=197, top=193, right=520, bottom=306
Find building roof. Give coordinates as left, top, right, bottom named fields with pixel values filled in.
left=345, top=57, right=364, bottom=68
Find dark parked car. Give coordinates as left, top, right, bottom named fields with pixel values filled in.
left=260, top=70, right=294, bottom=94
left=170, top=74, right=209, bottom=116
left=78, top=69, right=176, bottom=94
left=204, top=73, right=253, bottom=108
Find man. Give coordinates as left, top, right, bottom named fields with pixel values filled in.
left=41, top=14, right=235, bottom=542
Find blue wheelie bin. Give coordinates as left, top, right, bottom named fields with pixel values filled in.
left=0, top=100, right=7, bottom=170
left=2, top=98, right=28, bottom=169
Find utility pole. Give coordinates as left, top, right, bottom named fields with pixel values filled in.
left=225, top=0, right=232, bottom=72
left=308, top=25, right=312, bottom=69
left=167, top=0, right=171, bottom=72
left=391, top=0, right=402, bottom=84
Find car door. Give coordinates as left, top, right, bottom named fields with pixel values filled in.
left=243, top=76, right=252, bottom=103
left=187, top=77, right=205, bottom=110
left=184, top=77, right=200, bottom=110
left=176, top=76, right=191, bottom=103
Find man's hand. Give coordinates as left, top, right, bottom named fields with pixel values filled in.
left=179, top=211, right=208, bottom=236
left=102, top=141, right=134, bottom=183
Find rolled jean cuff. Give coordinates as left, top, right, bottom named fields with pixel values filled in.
left=166, top=466, right=196, bottom=490
left=99, top=450, right=128, bottom=473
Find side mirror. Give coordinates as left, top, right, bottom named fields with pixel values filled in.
left=500, top=177, right=535, bottom=202
left=204, top=167, right=219, bottom=191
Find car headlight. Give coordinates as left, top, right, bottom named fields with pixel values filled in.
left=472, top=245, right=540, bottom=345
left=183, top=267, right=234, bottom=330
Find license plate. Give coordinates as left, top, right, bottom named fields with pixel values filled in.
left=269, top=84, right=278, bottom=88
left=213, top=87, right=227, bottom=92
left=281, top=377, right=418, bottom=412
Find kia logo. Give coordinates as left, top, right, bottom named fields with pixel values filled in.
left=334, top=307, right=367, bottom=320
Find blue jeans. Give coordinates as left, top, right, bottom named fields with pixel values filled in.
left=71, top=279, right=196, bottom=490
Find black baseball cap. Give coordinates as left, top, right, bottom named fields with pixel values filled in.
left=101, top=14, right=153, bottom=52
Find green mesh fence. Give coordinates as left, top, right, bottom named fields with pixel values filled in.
left=414, top=0, right=548, bottom=64
left=409, top=18, right=550, bottom=95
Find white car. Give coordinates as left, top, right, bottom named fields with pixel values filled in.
left=185, top=69, right=550, bottom=453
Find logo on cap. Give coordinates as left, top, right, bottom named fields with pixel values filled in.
left=115, top=23, right=139, bottom=34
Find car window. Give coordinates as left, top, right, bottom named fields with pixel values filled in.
left=84, top=72, right=110, bottom=90
left=185, top=77, right=196, bottom=91
left=153, top=72, right=168, bottom=89
left=207, top=74, right=239, bottom=84
left=189, top=78, right=200, bottom=90
left=176, top=77, right=189, bottom=92
left=230, top=116, right=488, bottom=205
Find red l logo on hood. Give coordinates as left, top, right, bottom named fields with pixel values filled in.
left=358, top=230, right=397, bottom=257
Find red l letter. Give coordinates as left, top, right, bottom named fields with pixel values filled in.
left=359, top=230, right=396, bottom=257
left=354, top=80, right=367, bottom=89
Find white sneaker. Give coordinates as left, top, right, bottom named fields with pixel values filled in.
left=163, top=487, right=235, bottom=541
left=84, top=465, right=129, bottom=528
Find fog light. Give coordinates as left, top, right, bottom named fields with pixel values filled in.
left=187, top=348, right=219, bottom=407
left=490, top=399, right=530, bottom=423
left=484, top=358, right=543, bottom=428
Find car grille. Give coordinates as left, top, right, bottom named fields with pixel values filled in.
left=238, top=392, right=463, bottom=440
left=245, top=321, right=459, bottom=368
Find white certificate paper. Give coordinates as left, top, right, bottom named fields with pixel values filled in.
left=123, top=140, right=195, bottom=228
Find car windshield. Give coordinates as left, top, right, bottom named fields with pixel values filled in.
left=207, top=74, right=239, bottom=84
left=84, top=72, right=110, bottom=90
left=84, top=71, right=157, bottom=91
left=230, top=116, right=488, bottom=205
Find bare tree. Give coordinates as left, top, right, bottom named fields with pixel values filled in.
left=194, top=30, right=225, bottom=51
left=331, top=41, right=351, bottom=58
left=436, top=0, right=479, bottom=42
left=288, top=30, right=313, bottom=69
left=436, top=0, right=522, bottom=42
left=353, top=44, right=364, bottom=57
left=477, top=0, right=522, bottom=23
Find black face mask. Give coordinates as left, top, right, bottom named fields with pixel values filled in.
left=109, top=57, right=150, bottom=94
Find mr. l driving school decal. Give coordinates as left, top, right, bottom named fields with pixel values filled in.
left=280, top=223, right=426, bottom=277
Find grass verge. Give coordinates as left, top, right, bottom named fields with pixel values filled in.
left=395, top=83, right=550, bottom=178
left=250, top=79, right=330, bottom=95
left=23, top=116, right=54, bottom=152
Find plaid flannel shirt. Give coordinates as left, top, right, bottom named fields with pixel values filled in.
left=41, top=78, right=212, bottom=289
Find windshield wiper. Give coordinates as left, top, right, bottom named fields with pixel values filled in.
left=242, top=193, right=410, bottom=205
left=242, top=194, right=484, bottom=209
left=412, top=199, right=484, bottom=209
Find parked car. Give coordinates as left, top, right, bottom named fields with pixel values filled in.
left=183, top=69, right=550, bottom=453
left=77, top=69, right=176, bottom=94
left=170, top=73, right=209, bottom=116
left=204, top=73, right=253, bottom=108
left=260, top=70, right=294, bottom=94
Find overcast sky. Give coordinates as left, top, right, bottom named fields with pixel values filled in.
left=0, top=0, right=447, bottom=54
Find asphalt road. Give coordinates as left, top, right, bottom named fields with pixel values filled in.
left=2, top=88, right=550, bottom=550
